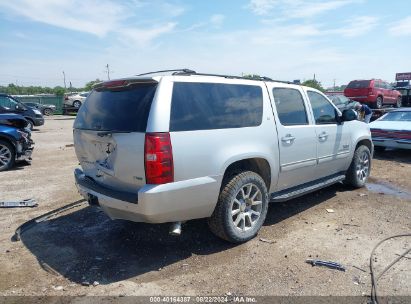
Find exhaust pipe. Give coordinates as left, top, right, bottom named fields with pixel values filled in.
left=169, top=221, right=182, bottom=236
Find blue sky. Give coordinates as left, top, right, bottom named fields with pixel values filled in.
left=0, top=0, right=410, bottom=88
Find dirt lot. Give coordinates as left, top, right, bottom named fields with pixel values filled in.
left=0, top=116, right=410, bottom=298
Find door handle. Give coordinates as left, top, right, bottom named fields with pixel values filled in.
left=281, top=134, right=296, bottom=143
left=318, top=132, right=328, bottom=140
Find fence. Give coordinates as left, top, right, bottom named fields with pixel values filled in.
left=13, top=95, right=65, bottom=114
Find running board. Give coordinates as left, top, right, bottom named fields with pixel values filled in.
left=270, top=174, right=346, bottom=202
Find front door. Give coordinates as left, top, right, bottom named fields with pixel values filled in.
left=305, top=90, right=351, bottom=178
left=268, top=85, right=318, bottom=191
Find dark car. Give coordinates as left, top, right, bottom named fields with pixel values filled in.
left=0, top=114, right=34, bottom=171
left=344, top=79, right=402, bottom=109
left=0, top=94, right=44, bottom=129
left=23, top=102, right=56, bottom=116
left=395, top=86, right=411, bottom=107
left=327, top=94, right=357, bottom=110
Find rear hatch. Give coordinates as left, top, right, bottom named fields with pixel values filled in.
left=73, top=79, right=158, bottom=193
left=344, top=80, right=371, bottom=98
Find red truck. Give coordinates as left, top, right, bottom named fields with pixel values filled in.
left=344, top=79, right=402, bottom=109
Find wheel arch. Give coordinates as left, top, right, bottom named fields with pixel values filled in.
left=355, top=138, right=373, bottom=155
left=221, top=157, right=272, bottom=191
left=0, top=134, right=16, bottom=149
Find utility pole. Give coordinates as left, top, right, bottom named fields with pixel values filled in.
left=62, top=71, right=67, bottom=89
left=105, top=64, right=110, bottom=80
left=333, top=79, right=336, bottom=91
left=313, top=73, right=316, bottom=81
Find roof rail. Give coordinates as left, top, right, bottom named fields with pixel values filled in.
left=135, top=69, right=293, bottom=84
left=136, top=69, right=196, bottom=76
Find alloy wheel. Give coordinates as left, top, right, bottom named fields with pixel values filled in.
left=0, top=144, right=12, bottom=170
left=231, top=183, right=263, bottom=232
left=356, top=151, right=370, bottom=183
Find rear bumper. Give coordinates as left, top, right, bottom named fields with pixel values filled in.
left=74, top=168, right=220, bottom=223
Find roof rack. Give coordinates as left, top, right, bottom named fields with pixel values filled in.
left=135, top=69, right=293, bottom=84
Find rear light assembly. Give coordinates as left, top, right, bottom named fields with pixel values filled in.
left=144, top=133, right=174, bottom=184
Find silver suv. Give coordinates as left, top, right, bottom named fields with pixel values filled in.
left=73, top=70, right=373, bottom=243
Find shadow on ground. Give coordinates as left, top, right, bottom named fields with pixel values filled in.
left=373, top=149, right=411, bottom=164
left=19, top=184, right=343, bottom=285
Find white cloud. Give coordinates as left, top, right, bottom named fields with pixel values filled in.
left=247, top=0, right=360, bottom=18
left=0, top=0, right=180, bottom=45
left=118, top=23, right=177, bottom=47
left=388, top=16, right=411, bottom=36
left=330, top=16, right=378, bottom=37
left=247, top=0, right=279, bottom=15
left=0, top=0, right=127, bottom=37
left=210, top=14, right=225, bottom=28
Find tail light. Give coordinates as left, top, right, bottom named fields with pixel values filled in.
left=144, top=133, right=174, bottom=184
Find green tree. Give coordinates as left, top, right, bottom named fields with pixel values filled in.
left=53, top=86, right=66, bottom=96
left=302, top=79, right=325, bottom=92
left=85, top=79, right=102, bottom=91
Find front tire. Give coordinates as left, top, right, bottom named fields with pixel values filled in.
left=344, top=145, right=371, bottom=188
left=26, top=120, right=34, bottom=130
left=208, top=171, right=269, bottom=243
left=0, top=140, right=15, bottom=172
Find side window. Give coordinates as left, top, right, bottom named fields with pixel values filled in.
left=272, top=88, right=308, bottom=126
left=170, top=82, right=263, bottom=131
left=307, top=91, right=337, bottom=124
left=0, top=96, right=17, bottom=110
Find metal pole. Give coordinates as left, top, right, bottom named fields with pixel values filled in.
left=62, top=71, right=67, bottom=89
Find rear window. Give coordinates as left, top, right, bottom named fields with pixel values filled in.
left=170, top=82, right=263, bottom=131
left=347, top=80, right=371, bottom=89
left=74, top=83, right=157, bottom=132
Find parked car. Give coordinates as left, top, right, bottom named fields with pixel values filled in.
left=369, top=108, right=411, bottom=151
left=395, top=86, right=411, bottom=107
left=344, top=79, right=402, bottom=109
left=327, top=94, right=357, bottom=111
left=23, top=102, right=56, bottom=116
left=0, top=94, right=44, bottom=130
left=0, top=114, right=34, bottom=171
left=73, top=71, right=373, bottom=243
left=63, top=92, right=89, bottom=109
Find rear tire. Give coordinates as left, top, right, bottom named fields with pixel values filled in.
left=208, top=171, right=269, bottom=243
left=375, top=96, right=383, bottom=109
left=344, top=145, right=371, bottom=188
left=0, top=140, right=15, bottom=172
left=395, top=97, right=402, bottom=108
left=43, top=108, right=53, bottom=116
left=73, top=100, right=82, bottom=108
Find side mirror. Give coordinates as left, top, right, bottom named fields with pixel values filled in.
left=341, top=109, right=357, bottom=122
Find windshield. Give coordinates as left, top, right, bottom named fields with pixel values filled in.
left=379, top=111, right=411, bottom=122
left=74, top=82, right=157, bottom=132
left=347, top=80, right=370, bottom=89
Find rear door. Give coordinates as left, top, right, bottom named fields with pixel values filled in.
left=305, top=90, right=351, bottom=177
left=73, top=80, right=158, bottom=193
left=267, top=84, right=318, bottom=190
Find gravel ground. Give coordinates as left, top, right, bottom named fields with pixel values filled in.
left=0, top=116, right=410, bottom=299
